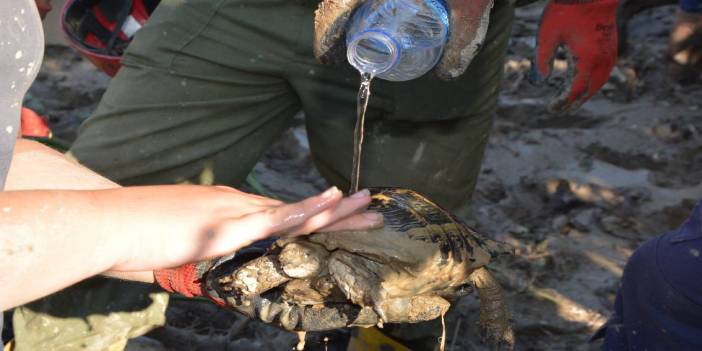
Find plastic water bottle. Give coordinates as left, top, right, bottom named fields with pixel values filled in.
left=346, top=0, right=450, bottom=82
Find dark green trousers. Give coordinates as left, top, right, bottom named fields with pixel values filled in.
left=14, top=0, right=514, bottom=349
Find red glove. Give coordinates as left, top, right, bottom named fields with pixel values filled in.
left=154, top=260, right=224, bottom=305
left=35, top=0, right=52, bottom=20
left=20, top=107, right=52, bottom=138
left=535, top=0, right=618, bottom=113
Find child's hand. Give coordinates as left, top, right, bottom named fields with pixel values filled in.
left=104, top=185, right=380, bottom=272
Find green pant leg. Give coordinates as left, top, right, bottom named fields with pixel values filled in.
left=292, top=0, right=514, bottom=219
left=18, top=1, right=306, bottom=350
left=69, top=0, right=305, bottom=186
left=13, top=279, right=167, bottom=351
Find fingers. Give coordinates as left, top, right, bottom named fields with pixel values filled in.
left=287, top=189, right=380, bottom=235
left=196, top=187, right=377, bottom=260
left=533, top=5, right=561, bottom=80
left=214, top=185, right=285, bottom=208
left=436, top=0, right=494, bottom=80
left=314, top=0, right=365, bottom=64
left=254, top=186, right=346, bottom=234
left=317, top=211, right=384, bottom=232
left=548, top=59, right=591, bottom=113
left=549, top=47, right=615, bottom=113
left=209, top=187, right=344, bottom=253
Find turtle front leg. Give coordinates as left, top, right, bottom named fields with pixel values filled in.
left=327, top=250, right=390, bottom=322
left=469, top=267, right=514, bottom=349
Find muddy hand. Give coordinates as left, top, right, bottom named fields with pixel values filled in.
left=314, top=0, right=364, bottom=64
left=434, top=0, right=495, bottom=80
left=534, top=0, right=618, bottom=114
left=206, top=251, right=382, bottom=331
left=210, top=254, right=449, bottom=331
left=668, top=9, right=702, bottom=84
left=314, top=0, right=495, bottom=79
left=223, top=296, right=381, bottom=331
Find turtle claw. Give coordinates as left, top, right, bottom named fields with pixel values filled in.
left=370, top=296, right=389, bottom=324
left=326, top=251, right=390, bottom=320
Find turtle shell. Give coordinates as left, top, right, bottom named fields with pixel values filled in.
left=308, top=188, right=508, bottom=285
left=365, top=188, right=500, bottom=265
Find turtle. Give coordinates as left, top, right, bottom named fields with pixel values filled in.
left=213, top=188, right=514, bottom=347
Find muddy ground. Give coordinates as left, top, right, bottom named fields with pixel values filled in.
left=17, top=2, right=702, bottom=350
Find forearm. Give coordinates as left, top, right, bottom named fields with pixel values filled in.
left=5, top=139, right=118, bottom=191
left=0, top=141, right=377, bottom=305
left=0, top=189, right=123, bottom=310
left=3, top=140, right=153, bottom=296
left=104, top=270, right=154, bottom=283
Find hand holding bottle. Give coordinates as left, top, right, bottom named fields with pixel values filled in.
left=314, top=0, right=495, bottom=80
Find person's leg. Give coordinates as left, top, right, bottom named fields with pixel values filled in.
left=69, top=0, right=305, bottom=186
left=15, top=1, right=305, bottom=350
left=293, top=0, right=514, bottom=219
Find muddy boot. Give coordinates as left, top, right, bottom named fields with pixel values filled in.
left=668, top=9, right=702, bottom=84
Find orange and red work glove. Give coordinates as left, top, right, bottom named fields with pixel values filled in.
left=154, top=260, right=221, bottom=301
left=534, top=0, right=618, bottom=113
left=153, top=239, right=275, bottom=304
left=20, top=107, right=52, bottom=138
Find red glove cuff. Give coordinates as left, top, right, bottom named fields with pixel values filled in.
left=20, top=107, right=52, bottom=138
left=154, top=263, right=205, bottom=298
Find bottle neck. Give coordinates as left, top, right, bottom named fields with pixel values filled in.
left=346, top=29, right=401, bottom=76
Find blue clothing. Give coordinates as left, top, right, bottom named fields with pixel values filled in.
left=681, top=0, right=702, bottom=13
left=594, top=201, right=702, bottom=350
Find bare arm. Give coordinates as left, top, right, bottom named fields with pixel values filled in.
left=6, top=139, right=152, bottom=282
left=0, top=189, right=127, bottom=310
left=6, top=139, right=118, bottom=191
left=0, top=140, right=380, bottom=310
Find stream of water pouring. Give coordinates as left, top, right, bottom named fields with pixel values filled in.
left=349, top=72, right=373, bottom=194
